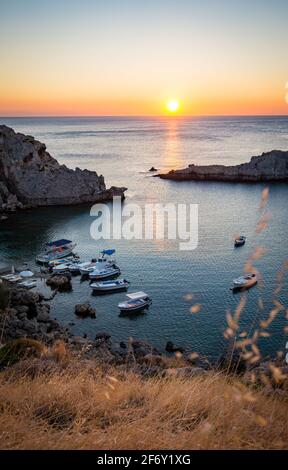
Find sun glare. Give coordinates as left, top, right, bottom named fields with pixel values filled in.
left=166, top=100, right=180, bottom=113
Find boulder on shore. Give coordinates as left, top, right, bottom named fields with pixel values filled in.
left=157, top=150, right=288, bottom=182
left=0, top=125, right=126, bottom=212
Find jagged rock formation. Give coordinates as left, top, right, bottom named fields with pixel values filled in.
left=0, top=125, right=126, bottom=212
left=157, top=150, right=288, bottom=182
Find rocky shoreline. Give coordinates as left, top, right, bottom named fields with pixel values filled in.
left=1, top=284, right=286, bottom=383
left=0, top=285, right=207, bottom=377
left=0, top=125, right=126, bottom=213
left=157, top=150, right=288, bottom=182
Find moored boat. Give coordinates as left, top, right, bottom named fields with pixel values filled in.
left=90, top=278, right=130, bottom=293
left=1, top=274, right=22, bottom=283
left=234, top=235, right=246, bottom=247
left=232, top=272, right=257, bottom=290
left=52, top=263, right=73, bottom=274
left=118, top=291, right=152, bottom=313
left=36, top=239, right=76, bottom=264
left=89, top=264, right=121, bottom=280
left=18, top=279, right=37, bottom=289
left=80, top=249, right=117, bottom=275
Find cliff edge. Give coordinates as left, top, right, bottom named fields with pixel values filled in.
left=0, top=125, right=126, bottom=212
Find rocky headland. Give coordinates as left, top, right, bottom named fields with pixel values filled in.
left=0, top=125, right=126, bottom=212
left=157, top=150, right=288, bottom=182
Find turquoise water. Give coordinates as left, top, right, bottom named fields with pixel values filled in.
left=0, top=116, right=288, bottom=360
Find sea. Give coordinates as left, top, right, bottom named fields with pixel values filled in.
left=0, top=116, right=288, bottom=361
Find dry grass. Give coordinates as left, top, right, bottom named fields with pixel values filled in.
left=0, top=358, right=287, bottom=450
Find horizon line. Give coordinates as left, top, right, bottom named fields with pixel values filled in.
left=1, top=114, right=288, bottom=119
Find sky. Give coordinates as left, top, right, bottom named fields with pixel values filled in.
left=0, top=0, right=288, bottom=116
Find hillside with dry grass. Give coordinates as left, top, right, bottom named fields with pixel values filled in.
left=0, top=340, right=287, bottom=450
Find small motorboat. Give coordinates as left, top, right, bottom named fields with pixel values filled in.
left=69, top=261, right=90, bottom=274
left=79, top=262, right=99, bottom=275
left=80, top=250, right=117, bottom=275
left=18, top=279, right=37, bottom=289
left=36, top=239, right=76, bottom=264
left=89, top=264, right=120, bottom=280
left=90, top=278, right=130, bottom=293
left=118, top=291, right=152, bottom=314
left=234, top=235, right=246, bottom=247
left=48, top=257, right=77, bottom=268
left=52, top=263, right=73, bottom=274
left=232, top=273, right=257, bottom=290
left=1, top=274, right=22, bottom=283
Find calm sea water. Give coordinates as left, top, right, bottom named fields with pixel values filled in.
left=1, top=116, right=288, bottom=361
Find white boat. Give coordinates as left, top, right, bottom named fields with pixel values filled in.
left=89, top=264, right=120, bottom=280
left=79, top=262, right=99, bottom=275
left=36, top=239, right=76, bottom=264
left=18, top=279, right=37, bottom=289
left=69, top=261, right=91, bottom=274
left=52, top=263, right=73, bottom=274
left=232, top=273, right=257, bottom=289
left=1, top=273, right=22, bottom=283
left=80, top=249, right=117, bottom=275
left=48, top=257, right=77, bottom=268
left=90, top=278, right=130, bottom=293
left=118, top=291, right=152, bottom=313
left=234, top=235, right=246, bottom=247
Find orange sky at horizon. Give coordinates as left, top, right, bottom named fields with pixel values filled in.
left=1, top=92, right=287, bottom=117
left=1, top=1, right=288, bottom=117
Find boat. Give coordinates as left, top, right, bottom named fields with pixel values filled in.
left=234, top=235, right=246, bottom=247
left=1, top=273, right=22, bottom=283
left=69, top=261, right=91, bottom=274
left=79, top=262, right=99, bottom=275
left=52, top=263, right=74, bottom=274
left=118, top=291, right=152, bottom=313
left=89, top=264, right=120, bottom=280
left=36, top=239, right=76, bottom=264
left=90, top=278, right=130, bottom=293
left=232, top=273, right=257, bottom=290
left=80, top=250, right=117, bottom=275
left=48, top=257, right=77, bottom=268
left=18, top=279, right=37, bottom=289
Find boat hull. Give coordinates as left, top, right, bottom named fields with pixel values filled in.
left=89, top=268, right=120, bottom=280
left=91, top=281, right=129, bottom=293
left=36, top=245, right=76, bottom=264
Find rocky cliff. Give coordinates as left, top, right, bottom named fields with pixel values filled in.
left=0, top=125, right=126, bottom=212
left=157, top=150, right=288, bottom=182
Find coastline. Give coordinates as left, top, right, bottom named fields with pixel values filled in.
left=156, top=150, right=288, bottom=183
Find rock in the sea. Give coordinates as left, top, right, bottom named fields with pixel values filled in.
left=75, top=302, right=96, bottom=318
left=46, top=275, right=72, bottom=291
left=165, top=341, right=185, bottom=354
left=0, top=125, right=126, bottom=212
left=157, top=150, right=288, bottom=182
left=149, top=166, right=158, bottom=172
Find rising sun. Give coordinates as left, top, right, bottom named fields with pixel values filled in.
left=166, top=99, right=180, bottom=113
